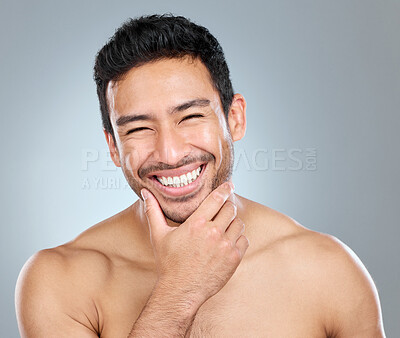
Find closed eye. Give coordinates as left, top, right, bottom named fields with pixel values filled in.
left=180, top=114, right=204, bottom=123
left=126, top=127, right=150, bottom=135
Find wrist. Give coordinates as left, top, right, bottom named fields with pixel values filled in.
left=153, top=278, right=203, bottom=317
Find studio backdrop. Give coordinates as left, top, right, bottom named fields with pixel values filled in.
left=1, top=0, right=398, bottom=336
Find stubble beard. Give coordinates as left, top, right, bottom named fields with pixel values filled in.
left=120, top=137, right=234, bottom=224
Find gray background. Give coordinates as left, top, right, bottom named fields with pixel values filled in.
left=1, top=0, right=398, bottom=336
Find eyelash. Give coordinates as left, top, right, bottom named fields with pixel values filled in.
left=180, top=114, right=204, bottom=122
left=126, top=114, right=204, bottom=134
left=126, top=127, right=149, bottom=135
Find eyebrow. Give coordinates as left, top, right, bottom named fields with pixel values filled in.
left=169, top=98, right=211, bottom=114
left=115, top=98, right=211, bottom=127
left=116, top=114, right=151, bottom=127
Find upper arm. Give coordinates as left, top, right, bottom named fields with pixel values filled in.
left=319, top=235, right=385, bottom=338
left=15, top=250, right=100, bottom=338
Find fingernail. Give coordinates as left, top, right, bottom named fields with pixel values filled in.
left=141, top=189, right=148, bottom=201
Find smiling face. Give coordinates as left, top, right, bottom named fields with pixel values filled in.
left=105, top=56, right=246, bottom=223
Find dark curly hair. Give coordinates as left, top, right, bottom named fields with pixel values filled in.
left=93, top=14, right=234, bottom=140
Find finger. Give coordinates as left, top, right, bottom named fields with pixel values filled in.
left=188, top=181, right=234, bottom=223
left=226, top=183, right=235, bottom=203
left=225, top=218, right=245, bottom=242
left=141, top=189, right=170, bottom=243
left=212, top=200, right=237, bottom=232
left=235, top=235, right=250, bottom=259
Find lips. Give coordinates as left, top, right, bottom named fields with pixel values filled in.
left=155, top=165, right=203, bottom=187
left=148, top=163, right=207, bottom=197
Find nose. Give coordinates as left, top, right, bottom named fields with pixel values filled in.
left=153, top=126, right=190, bottom=165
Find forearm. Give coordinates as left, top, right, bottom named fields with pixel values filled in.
left=128, top=281, right=201, bottom=337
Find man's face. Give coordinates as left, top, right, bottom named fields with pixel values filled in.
left=106, top=56, right=240, bottom=223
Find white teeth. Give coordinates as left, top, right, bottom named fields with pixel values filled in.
left=173, top=177, right=180, bottom=186
left=180, top=174, right=188, bottom=185
left=156, top=165, right=203, bottom=188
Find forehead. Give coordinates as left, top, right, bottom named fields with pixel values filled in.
left=107, top=56, right=221, bottom=119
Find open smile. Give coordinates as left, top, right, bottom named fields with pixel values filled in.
left=148, top=163, right=207, bottom=197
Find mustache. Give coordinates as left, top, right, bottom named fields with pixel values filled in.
left=138, top=153, right=214, bottom=178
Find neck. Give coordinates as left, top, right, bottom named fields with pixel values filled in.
left=136, top=193, right=245, bottom=229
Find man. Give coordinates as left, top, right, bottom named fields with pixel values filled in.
left=16, top=14, right=385, bottom=337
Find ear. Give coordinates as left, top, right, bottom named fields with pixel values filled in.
left=103, top=129, right=121, bottom=167
left=227, top=93, right=247, bottom=142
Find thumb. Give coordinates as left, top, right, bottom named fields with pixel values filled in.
left=141, top=188, right=169, bottom=243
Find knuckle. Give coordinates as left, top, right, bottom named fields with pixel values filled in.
left=223, top=181, right=233, bottom=193
left=206, top=226, right=222, bottom=240
left=230, top=248, right=241, bottom=263
left=195, top=217, right=207, bottom=227
left=225, top=201, right=237, bottom=215
left=212, top=191, right=225, bottom=204
left=233, top=217, right=243, bottom=227
left=230, top=218, right=244, bottom=234
left=219, top=238, right=232, bottom=252
left=241, top=235, right=250, bottom=248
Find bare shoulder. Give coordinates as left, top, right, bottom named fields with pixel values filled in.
left=300, top=232, right=385, bottom=337
left=16, top=206, right=133, bottom=298
left=16, top=237, right=114, bottom=296
left=15, top=248, right=104, bottom=336
left=15, top=205, right=141, bottom=337
left=15, top=230, right=115, bottom=336
left=285, top=231, right=385, bottom=337
left=242, top=197, right=385, bottom=337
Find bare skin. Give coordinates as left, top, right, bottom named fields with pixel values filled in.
left=16, top=193, right=385, bottom=337
left=16, top=57, right=385, bottom=337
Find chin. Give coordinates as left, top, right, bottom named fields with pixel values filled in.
left=155, top=179, right=212, bottom=224
left=161, top=190, right=209, bottom=223
left=163, top=210, right=191, bottom=224
left=162, top=202, right=199, bottom=224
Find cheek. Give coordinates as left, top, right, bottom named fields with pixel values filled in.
left=119, top=141, right=154, bottom=173
left=185, top=124, right=225, bottom=160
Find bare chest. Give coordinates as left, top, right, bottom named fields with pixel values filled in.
left=184, top=282, right=325, bottom=337
left=98, top=260, right=326, bottom=338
